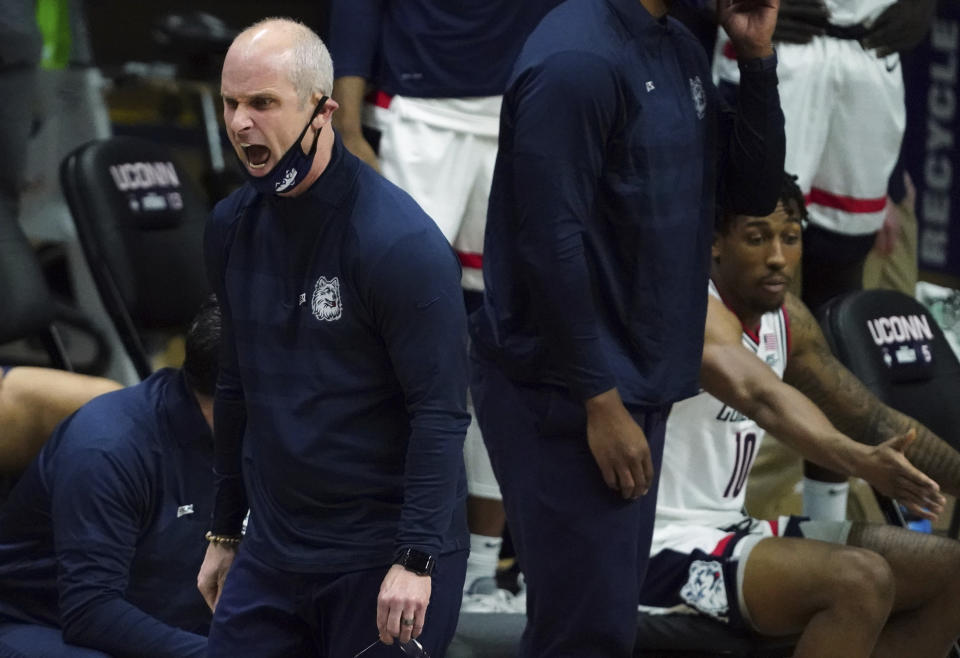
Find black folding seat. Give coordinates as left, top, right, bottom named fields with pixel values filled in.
left=60, top=136, right=210, bottom=379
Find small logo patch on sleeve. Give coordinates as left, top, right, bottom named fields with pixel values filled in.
left=689, top=76, right=706, bottom=120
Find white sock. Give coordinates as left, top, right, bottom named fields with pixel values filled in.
left=802, top=478, right=849, bottom=521
left=464, top=533, right=502, bottom=593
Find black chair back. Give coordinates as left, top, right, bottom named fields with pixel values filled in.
left=0, top=219, right=70, bottom=370
left=818, top=289, right=960, bottom=535
left=60, top=136, right=210, bottom=379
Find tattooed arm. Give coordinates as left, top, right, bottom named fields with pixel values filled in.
left=702, top=295, right=941, bottom=518
left=784, top=292, right=960, bottom=498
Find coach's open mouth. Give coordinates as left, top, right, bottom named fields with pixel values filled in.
left=241, top=144, right=270, bottom=169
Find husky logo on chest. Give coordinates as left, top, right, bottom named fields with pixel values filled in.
left=311, top=276, right=342, bottom=321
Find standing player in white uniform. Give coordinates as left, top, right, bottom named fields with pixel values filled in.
left=640, top=174, right=960, bottom=657
left=712, top=0, right=933, bottom=309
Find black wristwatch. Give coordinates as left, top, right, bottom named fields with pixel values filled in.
left=393, top=548, right=436, bottom=576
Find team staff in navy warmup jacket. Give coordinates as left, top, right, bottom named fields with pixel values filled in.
left=0, top=298, right=221, bottom=658
left=198, top=18, right=470, bottom=658
left=470, top=0, right=785, bottom=655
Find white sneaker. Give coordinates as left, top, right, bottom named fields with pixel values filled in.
left=508, top=573, right=527, bottom=614
left=461, top=576, right=519, bottom=613
left=461, top=589, right=518, bottom=613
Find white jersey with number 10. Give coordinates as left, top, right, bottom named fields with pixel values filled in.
left=654, top=280, right=790, bottom=531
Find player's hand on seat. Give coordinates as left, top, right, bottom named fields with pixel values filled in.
left=773, top=0, right=830, bottom=44
left=585, top=388, right=654, bottom=499
left=377, top=564, right=430, bottom=645
left=861, top=0, right=936, bottom=57
left=197, top=542, right=237, bottom=612
left=861, top=428, right=946, bottom=520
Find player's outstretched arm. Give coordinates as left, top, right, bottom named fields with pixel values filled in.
left=783, top=292, right=960, bottom=499
left=700, top=295, right=943, bottom=518
left=0, top=368, right=122, bottom=474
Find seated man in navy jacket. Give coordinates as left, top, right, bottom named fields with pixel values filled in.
left=0, top=297, right=221, bottom=658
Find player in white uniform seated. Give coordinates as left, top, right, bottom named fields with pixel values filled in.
left=639, top=174, right=960, bottom=657
left=711, top=0, right=936, bottom=521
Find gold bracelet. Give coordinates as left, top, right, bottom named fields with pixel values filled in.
left=205, top=531, right=242, bottom=546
